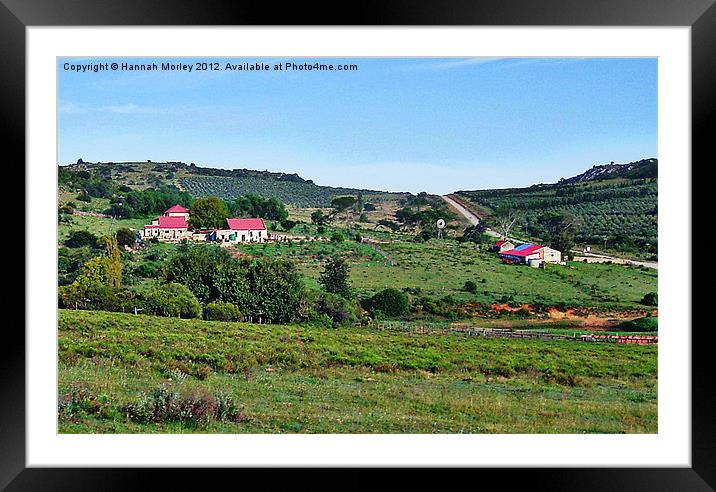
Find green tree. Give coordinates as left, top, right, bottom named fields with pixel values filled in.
left=115, top=227, right=136, bottom=248
left=100, top=235, right=122, bottom=288
left=189, top=196, right=229, bottom=229
left=64, top=230, right=98, bottom=249
left=311, top=209, right=327, bottom=226
left=366, top=288, right=409, bottom=318
left=319, top=257, right=351, bottom=298
left=540, top=212, right=583, bottom=255
left=142, top=282, right=202, bottom=318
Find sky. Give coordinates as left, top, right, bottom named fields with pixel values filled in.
left=58, top=57, right=657, bottom=194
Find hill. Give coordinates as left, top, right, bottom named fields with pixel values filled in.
left=62, top=160, right=409, bottom=207
left=557, top=158, right=657, bottom=184
left=455, top=158, right=658, bottom=253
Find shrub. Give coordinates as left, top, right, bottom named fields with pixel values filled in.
left=463, top=280, right=478, bottom=294
left=120, top=386, right=245, bottom=427
left=618, top=316, right=658, bottom=332
left=204, top=301, right=243, bottom=322
left=115, top=227, right=136, bottom=248
left=330, top=231, right=345, bottom=242
left=315, top=291, right=359, bottom=327
left=640, top=292, right=658, bottom=306
left=58, top=384, right=111, bottom=421
left=366, top=288, right=409, bottom=318
left=65, top=230, right=98, bottom=249
left=142, top=283, right=202, bottom=319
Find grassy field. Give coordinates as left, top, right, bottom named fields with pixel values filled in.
left=58, top=214, right=148, bottom=244
left=236, top=237, right=657, bottom=309
left=58, top=310, right=657, bottom=434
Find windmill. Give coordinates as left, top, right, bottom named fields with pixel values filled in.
left=436, top=218, right=446, bottom=239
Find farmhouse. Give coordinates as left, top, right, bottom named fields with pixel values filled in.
left=142, top=214, right=191, bottom=242
left=498, top=243, right=562, bottom=265
left=493, top=240, right=515, bottom=252
left=208, top=217, right=267, bottom=244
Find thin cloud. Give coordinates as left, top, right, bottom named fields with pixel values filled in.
left=59, top=102, right=161, bottom=115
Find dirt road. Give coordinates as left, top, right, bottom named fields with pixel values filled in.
left=442, top=194, right=658, bottom=270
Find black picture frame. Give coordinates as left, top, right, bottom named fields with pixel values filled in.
left=3, top=0, right=711, bottom=489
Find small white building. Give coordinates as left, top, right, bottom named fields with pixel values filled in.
left=209, top=217, right=267, bottom=244
left=494, top=240, right=515, bottom=252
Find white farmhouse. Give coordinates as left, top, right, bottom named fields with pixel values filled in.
left=209, top=217, right=267, bottom=244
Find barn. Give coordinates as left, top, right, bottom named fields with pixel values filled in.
left=498, top=243, right=562, bottom=265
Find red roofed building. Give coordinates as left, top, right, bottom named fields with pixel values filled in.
left=163, top=204, right=190, bottom=220
left=142, top=215, right=190, bottom=242
left=493, top=239, right=515, bottom=252
left=210, top=217, right=267, bottom=244
left=498, top=243, right=562, bottom=265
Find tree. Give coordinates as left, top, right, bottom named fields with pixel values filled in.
left=189, top=196, right=228, bottom=229
left=492, top=207, right=522, bottom=240
left=319, top=257, right=351, bottom=298
left=115, top=227, right=136, bottom=248
left=462, top=224, right=490, bottom=244
left=311, top=210, right=327, bottom=226
left=64, top=230, right=98, bottom=249
left=330, top=196, right=356, bottom=221
left=100, top=235, right=123, bottom=288
left=540, top=212, right=583, bottom=255
left=366, top=288, right=409, bottom=318
left=142, top=282, right=202, bottom=318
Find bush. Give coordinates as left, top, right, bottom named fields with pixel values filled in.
left=330, top=231, right=345, bottom=242
left=366, top=288, right=410, bottom=318
left=65, top=230, right=98, bottom=249
left=463, top=280, right=478, bottom=294
left=640, top=292, right=658, bottom=306
left=115, top=227, right=136, bottom=248
left=120, top=385, right=245, bottom=427
left=204, top=301, right=243, bottom=322
left=315, top=291, right=359, bottom=327
left=618, top=316, right=658, bottom=332
left=142, top=283, right=202, bottom=319
left=58, top=384, right=111, bottom=422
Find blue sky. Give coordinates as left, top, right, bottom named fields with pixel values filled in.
left=58, top=57, right=657, bottom=194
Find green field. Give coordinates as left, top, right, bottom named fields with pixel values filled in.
left=58, top=310, right=657, bottom=434
left=236, top=237, right=657, bottom=309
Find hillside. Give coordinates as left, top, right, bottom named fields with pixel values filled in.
left=455, top=158, right=658, bottom=253
left=557, top=158, right=657, bottom=184
left=62, top=160, right=409, bottom=207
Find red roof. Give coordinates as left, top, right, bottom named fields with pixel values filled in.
left=495, top=240, right=510, bottom=246
left=226, top=217, right=266, bottom=230
left=144, top=216, right=189, bottom=229
left=164, top=204, right=189, bottom=214
left=498, top=244, right=544, bottom=257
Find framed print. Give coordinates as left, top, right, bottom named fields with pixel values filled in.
left=3, top=0, right=713, bottom=489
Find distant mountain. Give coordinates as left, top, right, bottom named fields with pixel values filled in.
left=557, top=158, right=657, bottom=184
